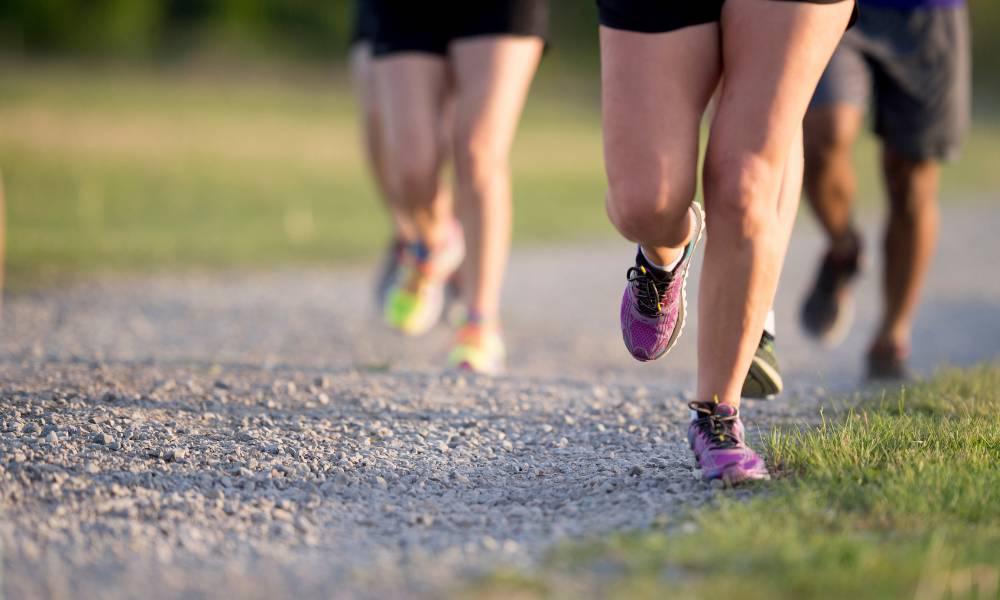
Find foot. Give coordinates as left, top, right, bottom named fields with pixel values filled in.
left=688, top=401, right=770, bottom=483
left=801, top=231, right=863, bottom=345
left=620, top=203, right=705, bottom=362
left=741, top=331, right=783, bottom=400
left=384, top=226, right=464, bottom=336
left=867, top=341, right=911, bottom=382
left=375, top=237, right=407, bottom=313
left=448, top=322, right=506, bottom=375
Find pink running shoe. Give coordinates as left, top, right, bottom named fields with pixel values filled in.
left=620, top=203, right=705, bottom=361
left=687, top=401, right=770, bottom=484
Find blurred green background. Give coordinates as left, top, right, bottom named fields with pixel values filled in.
left=1, top=0, right=997, bottom=289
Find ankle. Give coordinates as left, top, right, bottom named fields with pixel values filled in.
left=464, top=310, right=500, bottom=331
left=829, top=228, right=861, bottom=259
left=640, top=245, right=683, bottom=274
left=869, top=335, right=909, bottom=359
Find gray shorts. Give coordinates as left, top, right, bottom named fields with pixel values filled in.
left=811, top=4, right=970, bottom=161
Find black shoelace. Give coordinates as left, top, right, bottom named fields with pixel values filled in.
left=626, top=265, right=672, bottom=318
left=688, top=402, right=740, bottom=449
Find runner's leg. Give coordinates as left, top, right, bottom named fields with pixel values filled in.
left=449, top=36, right=544, bottom=322
left=803, top=105, right=864, bottom=250
left=875, top=148, right=941, bottom=354
left=698, top=0, right=854, bottom=406
left=601, top=24, right=721, bottom=267
left=373, top=55, right=452, bottom=248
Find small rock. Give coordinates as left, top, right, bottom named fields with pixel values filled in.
left=166, top=448, right=187, bottom=462
left=93, top=433, right=114, bottom=445
left=628, top=465, right=643, bottom=477
left=45, top=431, right=59, bottom=444
left=272, top=508, right=294, bottom=523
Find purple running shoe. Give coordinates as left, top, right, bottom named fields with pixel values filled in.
left=620, top=203, right=705, bottom=362
left=687, top=401, right=770, bottom=484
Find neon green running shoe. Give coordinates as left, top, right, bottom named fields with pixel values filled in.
left=741, top=331, right=783, bottom=400
left=384, top=227, right=464, bottom=336
left=448, top=323, right=506, bottom=376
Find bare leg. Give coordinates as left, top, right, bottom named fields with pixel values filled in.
left=600, top=24, right=722, bottom=267
left=449, top=36, right=543, bottom=322
left=0, top=171, right=5, bottom=313
left=875, top=147, right=941, bottom=354
left=352, top=44, right=412, bottom=242
left=698, top=0, right=854, bottom=406
left=775, top=126, right=805, bottom=271
left=803, top=104, right=864, bottom=251
left=372, top=54, right=452, bottom=247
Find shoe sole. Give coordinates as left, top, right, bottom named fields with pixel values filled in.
left=652, top=202, right=706, bottom=361
left=454, top=360, right=505, bottom=377
left=720, top=465, right=771, bottom=485
left=742, top=354, right=784, bottom=400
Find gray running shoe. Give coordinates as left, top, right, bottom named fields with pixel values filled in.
left=742, top=331, right=783, bottom=400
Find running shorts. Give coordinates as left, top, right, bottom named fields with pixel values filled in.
left=371, top=0, right=549, bottom=57
left=350, top=0, right=378, bottom=46
left=810, top=4, right=970, bottom=161
left=597, top=0, right=858, bottom=34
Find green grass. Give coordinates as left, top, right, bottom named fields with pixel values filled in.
left=473, top=364, right=1000, bottom=600
left=3, top=63, right=1000, bottom=289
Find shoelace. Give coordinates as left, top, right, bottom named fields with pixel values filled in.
left=626, top=265, right=672, bottom=317
left=688, top=402, right=740, bottom=449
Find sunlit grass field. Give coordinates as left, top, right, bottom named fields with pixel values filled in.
left=473, top=363, right=1000, bottom=600
left=3, top=63, right=999, bottom=289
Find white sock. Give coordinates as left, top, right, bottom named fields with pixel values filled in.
left=764, top=309, right=776, bottom=337
left=640, top=245, right=683, bottom=273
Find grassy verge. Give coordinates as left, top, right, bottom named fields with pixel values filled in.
left=3, top=63, right=1000, bottom=289
left=473, top=364, right=1000, bottom=599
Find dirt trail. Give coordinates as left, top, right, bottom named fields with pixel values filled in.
left=2, top=205, right=998, bottom=599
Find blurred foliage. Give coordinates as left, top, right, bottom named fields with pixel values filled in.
left=0, top=1, right=996, bottom=88
left=0, top=0, right=352, bottom=60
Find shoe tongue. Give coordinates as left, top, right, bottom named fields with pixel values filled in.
left=714, top=404, right=738, bottom=418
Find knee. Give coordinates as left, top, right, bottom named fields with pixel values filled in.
left=703, top=150, right=781, bottom=241
left=453, top=130, right=509, bottom=193
left=606, top=172, right=695, bottom=244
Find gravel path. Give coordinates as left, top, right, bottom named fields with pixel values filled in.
left=2, top=205, right=999, bottom=599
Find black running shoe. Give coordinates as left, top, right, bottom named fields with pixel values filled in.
left=867, top=343, right=912, bottom=382
left=801, top=232, right=863, bottom=345
left=742, top=331, right=783, bottom=400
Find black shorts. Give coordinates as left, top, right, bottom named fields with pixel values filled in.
left=597, top=0, right=857, bottom=34
left=371, top=0, right=549, bottom=57
left=350, top=0, right=378, bottom=46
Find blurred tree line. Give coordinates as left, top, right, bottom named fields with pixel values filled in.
left=0, top=0, right=996, bottom=90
